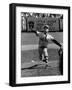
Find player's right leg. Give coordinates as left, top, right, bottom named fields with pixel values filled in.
left=43, top=48, right=49, bottom=63
left=38, top=47, right=43, bottom=61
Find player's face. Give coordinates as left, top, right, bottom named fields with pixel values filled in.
left=46, top=29, right=49, bottom=33
left=44, top=28, right=49, bottom=34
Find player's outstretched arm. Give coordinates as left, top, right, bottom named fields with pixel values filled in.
left=31, top=29, right=40, bottom=36
left=51, top=39, right=62, bottom=47
left=47, top=34, right=62, bottom=47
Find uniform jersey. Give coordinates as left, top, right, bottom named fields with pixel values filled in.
left=36, top=31, right=54, bottom=48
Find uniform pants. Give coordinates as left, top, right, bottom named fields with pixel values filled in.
left=38, top=47, right=48, bottom=60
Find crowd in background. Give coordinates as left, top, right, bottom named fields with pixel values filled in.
left=21, top=12, right=63, bottom=19
left=21, top=12, right=63, bottom=31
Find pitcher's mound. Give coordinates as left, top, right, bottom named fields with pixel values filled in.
left=21, top=60, right=59, bottom=69
left=21, top=60, right=48, bottom=69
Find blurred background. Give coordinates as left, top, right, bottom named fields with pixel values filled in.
left=21, top=12, right=63, bottom=32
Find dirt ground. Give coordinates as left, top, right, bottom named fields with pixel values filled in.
left=21, top=32, right=63, bottom=77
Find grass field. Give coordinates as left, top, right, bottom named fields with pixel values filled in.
left=21, top=32, right=63, bottom=77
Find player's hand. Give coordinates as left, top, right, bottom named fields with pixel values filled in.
left=58, top=45, right=63, bottom=56
left=60, top=44, right=63, bottom=51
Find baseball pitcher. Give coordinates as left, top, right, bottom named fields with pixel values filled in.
left=32, top=25, right=62, bottom=63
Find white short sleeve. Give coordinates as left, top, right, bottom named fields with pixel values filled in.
left=36, top=31, right=40, bottom=34
left=47, top=34, right=54, bottom=40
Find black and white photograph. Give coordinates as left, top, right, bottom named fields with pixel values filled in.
left=9, top=3, right=70, bottom=86
left=21, top=12, right=63, bottom=77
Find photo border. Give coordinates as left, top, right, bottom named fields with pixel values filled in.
left=9, top=3, right=70, bottom=87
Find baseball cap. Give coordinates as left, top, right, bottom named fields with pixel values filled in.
left=43, top=25, right=49, bottom=29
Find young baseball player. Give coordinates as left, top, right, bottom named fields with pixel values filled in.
left=32, top=25, right=62, bottom=63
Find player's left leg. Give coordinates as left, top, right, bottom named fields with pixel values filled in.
left=38, top=47, right=43, bottom=61
left=43, top=48, right=49, bottom=63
